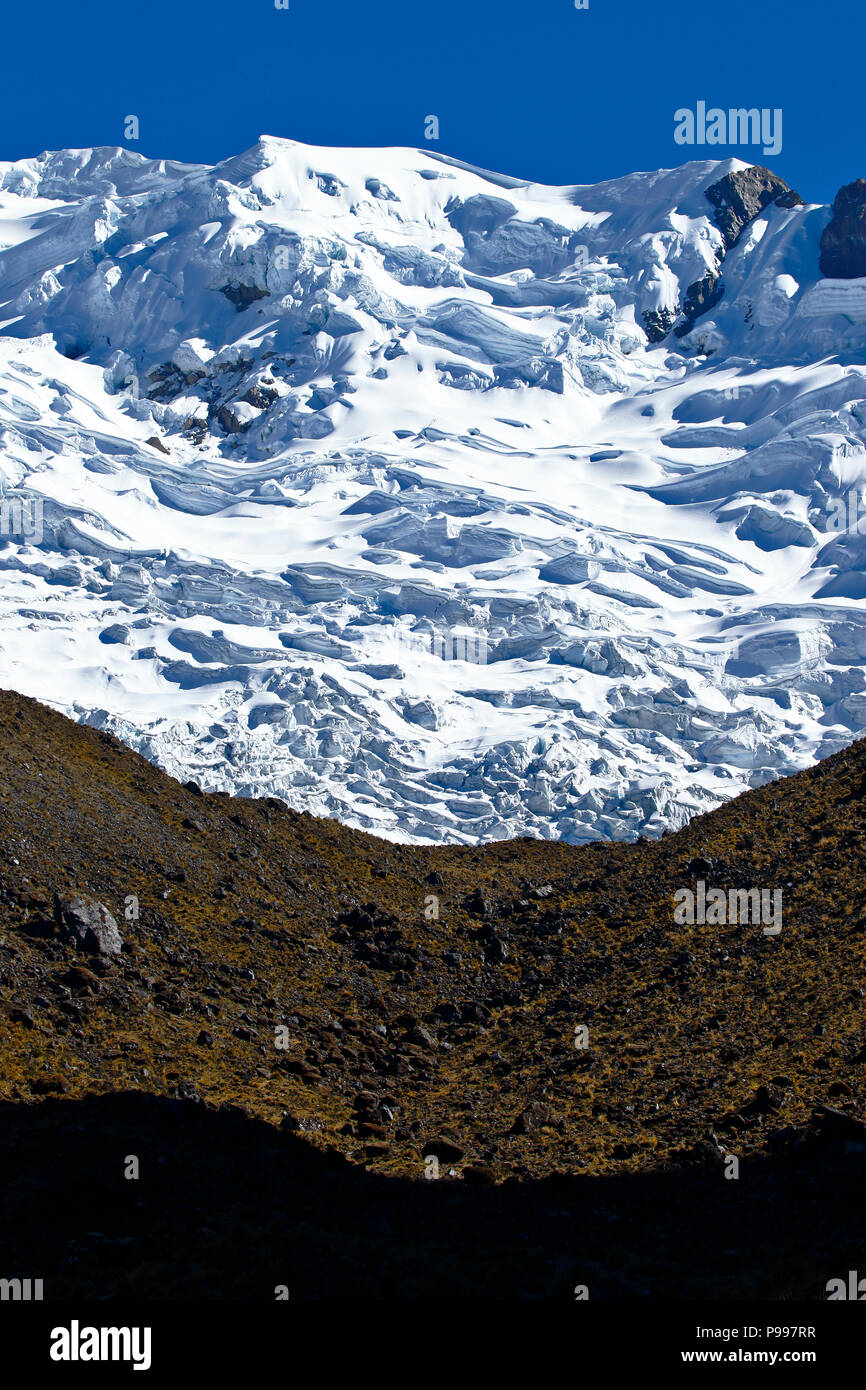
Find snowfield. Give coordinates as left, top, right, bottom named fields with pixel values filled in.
left=1, top=136, right=866, bottom=843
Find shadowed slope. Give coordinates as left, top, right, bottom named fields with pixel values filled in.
left=0, top=1092, right=863, bottom=1299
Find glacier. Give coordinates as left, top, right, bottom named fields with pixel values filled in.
left=1, top=136, right=866, bottom=844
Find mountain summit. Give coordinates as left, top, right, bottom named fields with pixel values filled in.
left=2, top=141, right=866, bottom=842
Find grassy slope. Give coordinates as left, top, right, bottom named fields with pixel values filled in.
left=0, top=688, right=864, bottom=1296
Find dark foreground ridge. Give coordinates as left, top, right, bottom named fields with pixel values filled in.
left=0, top=689, right=864, bottom=1298
left=1, top=1091, right=863, bottom=1299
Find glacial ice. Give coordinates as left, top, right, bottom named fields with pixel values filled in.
left=1, top=139, right=866, bottom=843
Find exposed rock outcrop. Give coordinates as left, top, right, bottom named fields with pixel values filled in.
left=819, top=179, right=866, bottom=278
left=674, top=271, right=725, bottom=337
left=642, top=307, right=676, bottom=343
left=220, top=282, right=269, bottom=311
left=705, top=166, right=802, bottom=250
left=651, top=167, right=801, bottom=341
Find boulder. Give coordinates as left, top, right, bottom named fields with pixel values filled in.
left=54, top=894, right=123, bottom=956
left=510, top=1101, right=562, bottom=1135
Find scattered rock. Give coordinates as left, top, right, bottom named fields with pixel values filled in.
left=671, top=1133, right=727, bottom=1165
left=61, top=965, right=102, bottom=995
left=363, top=1142, right=390, bottom=1160
left=30, top=1075, right=68, bottom=1095
left=483, top=935, right=508, bottom=966
left=767, top=1124, right=808, bottom=1153
left=422, top=1137, right=464, bottom=1163
left=462, top=1164, right=496, bottom=1185
left=403, top=1025, right=438, bottom=1052
left=463, top=890, right=493, bottom=919
left=359, top=1121, right=388, bottom=1139
left=510, top=1102, right=562, bottom=1136
left=812, top=1105, right=866, bottom=1149
left=741, top=1084, right=786, bottom=1118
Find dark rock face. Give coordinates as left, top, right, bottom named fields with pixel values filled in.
left=241, top=383, right=279, bottom=410
left=674, top=272, right=725, bottom=337
left=215, top=404, right=251, bottom=435
left=642, top=307, right=676, bottom=344
left=220, top=282, right=269, bottom=311
left=705, top=166, right=801, bottom=249
left=54, top=894, right=122, bottom=956
left=819, top=179, right=866, bottom=278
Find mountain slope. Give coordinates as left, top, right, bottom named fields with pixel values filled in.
left=1, top=687, right=865, bottom=1298
left=2, top=141, right=866, bottom=841
left=1, top=685, right=864, bottom=1178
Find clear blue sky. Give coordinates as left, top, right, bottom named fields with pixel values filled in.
left=1, top=0, right=861, bottom=203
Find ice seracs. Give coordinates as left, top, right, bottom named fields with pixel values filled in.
left=1, top=138, right=866, bottom=843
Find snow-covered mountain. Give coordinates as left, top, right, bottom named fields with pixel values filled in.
left=2, top=136, right=866, bottom=843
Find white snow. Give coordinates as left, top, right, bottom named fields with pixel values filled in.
left=0, top=136, right=863, bottom=843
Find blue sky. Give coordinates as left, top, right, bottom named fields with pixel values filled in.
left=2, top=0, right=861, bottom=202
